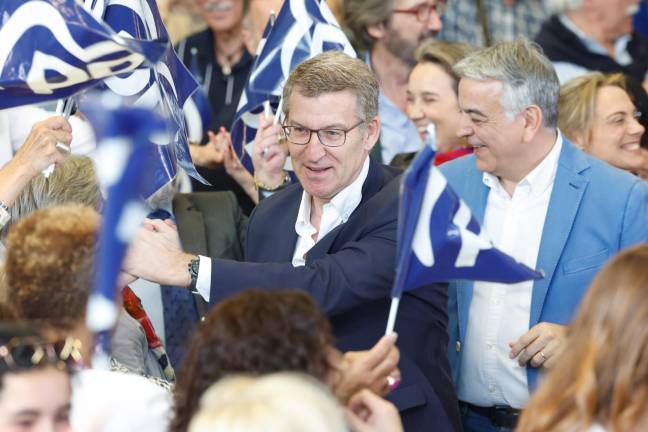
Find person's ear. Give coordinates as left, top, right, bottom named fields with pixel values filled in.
left=364, top=116, right=381, bottom=151
left=520, top=105, right=543, bottom=143
left=367, top=22, right=386, bottom=41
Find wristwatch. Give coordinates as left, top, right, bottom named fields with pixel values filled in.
left=188, top=256, right=200, bottom=292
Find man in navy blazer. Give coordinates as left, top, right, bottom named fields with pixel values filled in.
left=438, top=40, right=648, bottom=432
left=126, top=51, right=460, bottom=431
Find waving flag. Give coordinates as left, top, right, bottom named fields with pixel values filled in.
left=386, top=142, right=543, bottom=332
left=92, top=0, right=205, bottom=192
left=0, top=0, right=166, bottom=109
left=84, top=93, right=168, bottom=362
left=231, top=0, right=355, bottom=169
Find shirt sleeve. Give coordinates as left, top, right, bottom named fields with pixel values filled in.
left=195, top=255, right=212, bottom=302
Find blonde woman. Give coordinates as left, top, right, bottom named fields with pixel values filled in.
left=518, top=244, right=648, bottom=432
left=559, top=72, right=647, bottom=179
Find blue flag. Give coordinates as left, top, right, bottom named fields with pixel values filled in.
left=392, top=145, right=543, bottom=297
left=83, top=93, right=168, bottom=356
left=0, top=0, right=166, bottom=109
left=231, top=0, right=355, bottom=170
left=94, top=0, right=206, bottom=192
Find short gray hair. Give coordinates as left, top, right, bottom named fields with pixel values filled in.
left=282, top=51, right=379, bottom=122
left=453, top=38, right=560, bottom=128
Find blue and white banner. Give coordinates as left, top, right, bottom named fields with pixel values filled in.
left=83, top=93, right=167, bottom=357
left=392, top=144, right=543, bottom=297
left=231, top=0, right=355, bottom=170
left=93, top=0, right=205, bottom=190
left=0, top=0, right=166, bottom=109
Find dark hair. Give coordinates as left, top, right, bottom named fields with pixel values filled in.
left=0, top=323, right=50, bottom=390
left=172, top=289, right=333, bottom=432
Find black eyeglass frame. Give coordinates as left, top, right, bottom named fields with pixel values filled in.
left=281, top=120, right=365, bottom=148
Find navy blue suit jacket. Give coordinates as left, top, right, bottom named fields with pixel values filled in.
left=209, top=158, right=461, bottom=431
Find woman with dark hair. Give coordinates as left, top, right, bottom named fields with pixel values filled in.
left=0, top=323, right=79, bottom=432
left=518, top=243, right=648, bottom=432
left=172, top=289, right=400, bottom=432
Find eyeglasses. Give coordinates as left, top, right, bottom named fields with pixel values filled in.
left=393, top=0, right=447, bottom=22
left=282, top=120, right=365, bottom=147
left=0, top=336, right=83, bottom=371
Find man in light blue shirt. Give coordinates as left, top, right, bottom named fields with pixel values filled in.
left=344, top=0, right=447, bottom=164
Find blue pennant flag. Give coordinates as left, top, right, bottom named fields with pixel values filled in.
left=0, top=0, right=166, bottom=109
left=392, top=145, right=543, bottom=298
left=90, top=0, right=206, bottom=193
left=182, top=53, right=213, bottom=144
left=83, top=93, right=168, bottom=358
left=231, top=0, right=355, bottom=170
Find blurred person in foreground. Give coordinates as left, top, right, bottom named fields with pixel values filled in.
left=517, top=243, right=648, bottom=432
left=0, top=323, right=78, bottom=432
left=558, top=72, right=648, bottom=179
left=440, top=39, right=648, bottom=431
left=125, top=51, right=461, bottom=431
left=172, top=289, right=400, bottom=432
left=188, top=373, right=404, bottom=432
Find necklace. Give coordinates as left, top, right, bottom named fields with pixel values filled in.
left=217, top=44, right=244, bottom=76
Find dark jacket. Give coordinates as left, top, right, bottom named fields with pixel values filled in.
left=209, top=158, right=461, bottom=431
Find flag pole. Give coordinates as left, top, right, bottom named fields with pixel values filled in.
left=385, top=296, right=401, bottom=335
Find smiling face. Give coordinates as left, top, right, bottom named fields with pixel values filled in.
left=286, top=90, right=379, bottom=204
left=197, top=0, right=245, bottom=33
left=586, top=85, right=644, bottom=171
left=0, top=367, right=71, bottom=432
left=407, top=62, right=462, bottom=152
left=457, top=78, right=528, bottom=179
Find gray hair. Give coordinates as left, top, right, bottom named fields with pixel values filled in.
left=1, top=155, right=101, bottom=239
left=453, top=38, right=560, bottom=128
left=282, top=51, right=379, bottom=123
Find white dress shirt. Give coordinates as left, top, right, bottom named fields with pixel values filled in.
left=196, top=157, right=370, bottom=301
left=457, top=133, right=563, bottom=408
left=292, top=157, right=369, bottom=266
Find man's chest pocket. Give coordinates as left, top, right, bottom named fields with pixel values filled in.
left=562, top=249, right=610, bottom=275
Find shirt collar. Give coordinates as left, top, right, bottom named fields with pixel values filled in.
left=295, top=157, right=370, bottom=233
left=559, top=14, right=632, bottom=63
left=482, top=132, right=563, bottom=197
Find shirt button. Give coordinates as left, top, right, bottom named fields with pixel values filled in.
left=488, top=385, right=496, bottom=393
left=455, top=341, right=461, bottom=352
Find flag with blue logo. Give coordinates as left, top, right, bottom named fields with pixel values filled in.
left=0, top=0, right=166, bottom=109
left=94, top=0, right=205, bottom=191
left=83, top=93, right=168, bottom=360
left=231, top=0, right=355, bottom=169
left=392, top=145, right=543, bottom=298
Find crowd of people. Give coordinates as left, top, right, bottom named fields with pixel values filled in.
left=0, top=0, right=647, bottom=431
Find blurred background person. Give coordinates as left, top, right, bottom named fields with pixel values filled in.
left=343, top=0, right=445, bottom=165
left=172, top=289, right=399, bottom=432
left=440, top=0, right=549, bottom=48
left=558, top=72, right=648, bottom=179
left=0, top=323, right=76, bottom=432
left=518, top=243, right=648, bottom=432
left=176, top=0, right=257, bottom=213
left=395, top=39, right=473, bottom=169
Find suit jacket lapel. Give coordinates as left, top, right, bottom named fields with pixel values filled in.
left=530, top=140, right=590, bottom=325
left=307, top=158, right=387, bottom=262
left=457, top=167, right=490, bottom=340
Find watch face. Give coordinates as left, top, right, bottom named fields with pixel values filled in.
left=190, top=258, right=200, bottom=275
